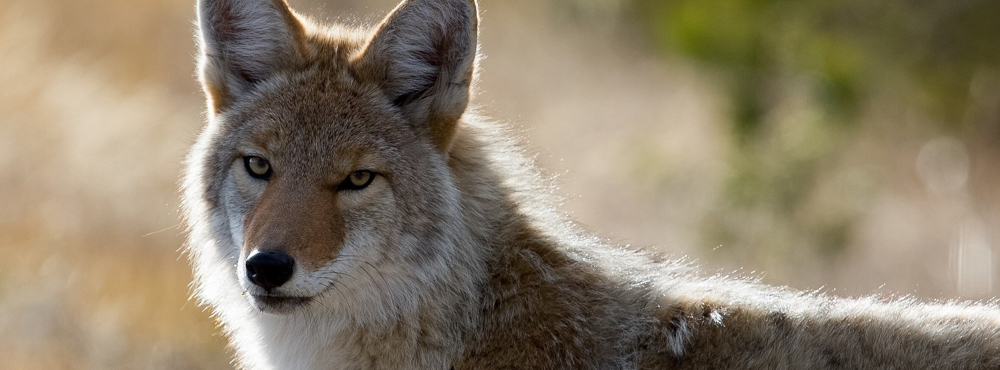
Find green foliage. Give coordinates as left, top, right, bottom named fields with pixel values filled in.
left=626, top=0, right=1000, bottom=257
left=631, top=0, right=999, bottom=128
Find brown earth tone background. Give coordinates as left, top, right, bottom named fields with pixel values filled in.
left=1, top=0, right=997, bottom=368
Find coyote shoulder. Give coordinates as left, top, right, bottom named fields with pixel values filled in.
left=182, top=0, right=1000, bottom=368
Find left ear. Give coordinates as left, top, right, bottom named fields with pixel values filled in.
left=356, top=0, right=479, bottom=153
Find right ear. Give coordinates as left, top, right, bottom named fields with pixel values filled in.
left=197, top=0, right=304, bottom=114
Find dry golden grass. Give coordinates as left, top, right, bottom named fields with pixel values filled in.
left=1, top=0, right=995, bottom=368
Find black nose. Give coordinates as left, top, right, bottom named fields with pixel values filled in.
left=245, top=250, right=295, bottom=290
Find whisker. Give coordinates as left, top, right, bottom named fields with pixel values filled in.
left=329, top=281, right=348, bottom=303
left=142, top=222, right=183, bottom=238
left=358, top=263, right=380, bottom=287
left=363, top=261, right=389, bottom=287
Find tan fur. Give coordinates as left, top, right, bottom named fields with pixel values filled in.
left=244, top=179, right=346, bottom=271
left=183, top=0, right=1000, bottom=369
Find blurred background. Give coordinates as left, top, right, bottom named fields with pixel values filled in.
left=0, top=0, right=997, bottom=368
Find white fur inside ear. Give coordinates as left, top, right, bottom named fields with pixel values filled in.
left=198, top=0, right=297, bottom=84
left=361, top=0, right=478, bottom=151
left=364, top=0, right=477, bottom=99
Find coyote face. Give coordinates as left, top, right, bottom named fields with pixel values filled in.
left=186, top=0, right=478, bottom=315
left=212, top=79, right=459, bottom=314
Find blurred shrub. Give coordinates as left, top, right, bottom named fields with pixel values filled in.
left=620, top=0, right=1000, bottom=257
left=630, top=0, right=1000, bottom=129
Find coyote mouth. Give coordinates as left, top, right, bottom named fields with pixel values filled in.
left=249, top=294, right=313, bottom=313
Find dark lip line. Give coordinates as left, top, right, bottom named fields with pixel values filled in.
left=251, top=294, right=314, bottom=307
left=249, top=293, right=310, bottom=298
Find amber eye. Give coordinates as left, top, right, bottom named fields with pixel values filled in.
left=340, top=170, right=375, bottom=190
left=243, top=156, right=272, bottom=180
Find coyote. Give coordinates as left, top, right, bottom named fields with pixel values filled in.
left=182, top=0, right=1000, bottom=368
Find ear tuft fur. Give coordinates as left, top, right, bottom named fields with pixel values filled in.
left=197, top=0, right=303, bottom=113
left=358, top=0, right=479, bottom=153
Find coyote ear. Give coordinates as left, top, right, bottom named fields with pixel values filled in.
left=358, top=0, right=479, bottom=153
left=197, top=0, right=304, bottom=114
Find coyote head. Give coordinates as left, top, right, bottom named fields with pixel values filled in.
left=184, top=0, right=479, bottom=315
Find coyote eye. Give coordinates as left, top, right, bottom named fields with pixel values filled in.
left=340, top=170, right=375, bottom=190
left=243, top=156, right=272, bottom=180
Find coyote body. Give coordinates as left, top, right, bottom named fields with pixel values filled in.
left=182, top=0, right=1000, bottom=368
